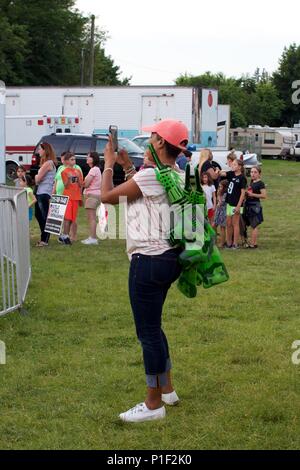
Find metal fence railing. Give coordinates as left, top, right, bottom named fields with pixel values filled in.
left=0, top=185, right=31, bottom=317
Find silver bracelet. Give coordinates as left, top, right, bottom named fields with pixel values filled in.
left=124, top=165, right=136, bottom=174
left=103, top=167, right=113, bottom=175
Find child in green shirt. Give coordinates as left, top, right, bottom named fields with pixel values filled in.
left=19, top=174, right=37, bottom=221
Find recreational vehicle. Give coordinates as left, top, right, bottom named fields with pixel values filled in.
left=230, top=126, right=296, bottom=159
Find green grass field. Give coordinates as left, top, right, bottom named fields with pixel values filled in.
left=1, top=160, right=300, bottom=450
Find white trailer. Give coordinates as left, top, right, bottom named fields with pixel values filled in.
left=5, top=114, right=79, bottom=179
left=6, top=86, right=223, bottom=149
left=230, top=126, right=296, bottom=159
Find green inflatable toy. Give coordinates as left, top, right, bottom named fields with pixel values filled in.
left=148, top=143, right=229, bottom=298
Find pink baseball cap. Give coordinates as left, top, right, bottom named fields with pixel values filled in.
left=143, top=119, right=190, bottom=154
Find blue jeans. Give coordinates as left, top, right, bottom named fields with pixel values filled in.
left=35, top=194, right=51, bottom=243
left=128, top=248, right=182, bottom=388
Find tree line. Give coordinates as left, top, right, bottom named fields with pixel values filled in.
left=0, top=0, right=299, bottom=127
left=0, top=0, right=130, bottom=86
left=176, top=44, right=300, bottom=128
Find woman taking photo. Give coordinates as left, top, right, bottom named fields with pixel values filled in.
left=82, top=152, right=102, bottom=245
left=35, top=142, right=57, bottom=247
left=101, top=119, right=188, bottom=423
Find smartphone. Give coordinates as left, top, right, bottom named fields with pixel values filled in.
left=109, top=125, right=118, bottom=152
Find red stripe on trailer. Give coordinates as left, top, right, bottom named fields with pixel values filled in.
left=6, top=146, right=35, bottom=152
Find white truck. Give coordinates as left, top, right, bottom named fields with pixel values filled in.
left=289, top=141, right=300, bottom=160
left=5, top=114, right=79, bottom=179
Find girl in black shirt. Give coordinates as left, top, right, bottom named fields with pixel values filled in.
left=245, top=166, right=267, bottom=248
left=220, top=159, right=247, bottom=249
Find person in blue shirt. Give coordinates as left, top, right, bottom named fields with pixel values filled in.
left=176, top=151, right=191, bottom=170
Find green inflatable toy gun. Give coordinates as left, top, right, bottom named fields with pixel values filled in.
left=148, top=144, right=229, bottom=298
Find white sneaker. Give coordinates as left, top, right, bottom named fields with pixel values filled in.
left=119, top=402, right=166, bottom=423
left=162, top=391, right=180, bottom=406
left=81, top=237, right=98, bottom=245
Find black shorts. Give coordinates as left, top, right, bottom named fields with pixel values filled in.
left=245, top=202, right=264, bottom=229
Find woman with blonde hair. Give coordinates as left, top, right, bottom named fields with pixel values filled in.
left=35, top=142, right=57, bottom=246
left=198, top=148, right=220, bottom=185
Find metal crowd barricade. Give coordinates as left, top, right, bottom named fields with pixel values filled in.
left=0, top=185, right=31, bottom=317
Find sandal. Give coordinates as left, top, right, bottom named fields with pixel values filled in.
left=248, top=245, right=258, bottom=249
left=35, top=241, right=48, bottom=247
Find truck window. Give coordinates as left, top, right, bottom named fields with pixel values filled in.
left=70, top=139, right=92, bottom=155
left=95, top=139, right=108, bottom=155
left=37, top=136, right=68, bottom=158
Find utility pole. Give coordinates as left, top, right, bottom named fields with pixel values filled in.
left=0, top=80, right=6, bottom=184
left=89, top=15, right=95, bottom=86
left=80, top=48, right=85, bottom=87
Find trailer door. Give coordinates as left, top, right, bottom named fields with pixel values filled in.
left=141, top=96, right=158, bottom=128
left=141, top=95, right=175, bottom=129
left=6, top=96, right=20, bottom=115
left=63, top=95, right=94, bottom=134
left=158, top=95, right=175, bottom=120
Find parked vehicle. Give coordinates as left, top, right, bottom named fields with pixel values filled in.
left=190, top=150, right=261, bottom=176
left=132, top=134, right=150, bottom=150
left=30, top=133, right=144, bottom=185
left=5, top=115, right=80, bottom=180
left=289, top=141, right=300, bottom=161
left=230, top=126, right=297, bottom=160
left=132, top=133, right=260, bottom=176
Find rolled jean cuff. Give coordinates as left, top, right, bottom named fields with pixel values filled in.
left=146, top=359, right=172, bottom=388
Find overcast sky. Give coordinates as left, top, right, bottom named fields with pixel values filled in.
left=76, top=0, right=300, bottom=85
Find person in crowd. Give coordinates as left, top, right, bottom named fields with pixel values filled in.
left=35, top=142, right=57, bottom=247
left=54, top=152, right=83, bottom=242
left=244, top=166, right=267, bottom=249
left=201, top=172, right=216, bottom=225
left=59, top=153, right=83, bottom=245
left=14, top=165, right=26, bottom=188
left=82, top=152, right=102, bottom=245
left=176, top=151, right=191, bottom=170
left=220, top=159, right=247, bottom=250
left=101, top=119, right=188, bottom=423
left=226, top=151, right=237, bottom=169
left=19, top=174, right=37, bottom=221
left=199, top=148, right=220, bottom=180
left=213, top=179, right=228, bottom=248
left=139, top=147, right=157, bottom=170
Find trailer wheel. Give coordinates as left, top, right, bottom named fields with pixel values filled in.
left=6, top=162, right=18, bottom=181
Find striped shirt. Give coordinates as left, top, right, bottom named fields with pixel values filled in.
left=126, top=167, right=184, bottom=259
